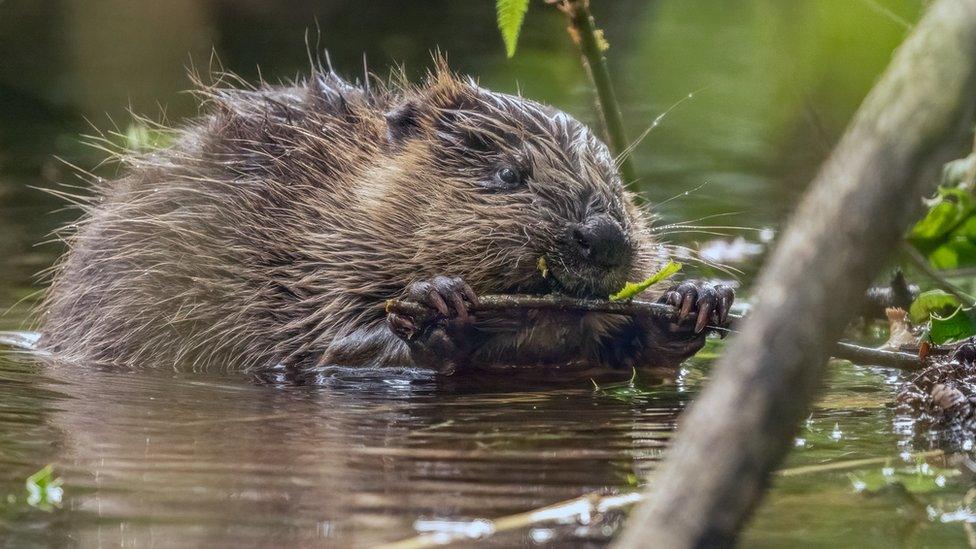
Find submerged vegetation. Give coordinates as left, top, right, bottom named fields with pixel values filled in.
left=17, top=465, right=62, bottom=512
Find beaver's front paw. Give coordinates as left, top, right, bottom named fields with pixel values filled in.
left=658, top=280, right=734, bottom=335
left=386, top=276, right=479, bottom=374
left=625, top=280, right=734, bottom=369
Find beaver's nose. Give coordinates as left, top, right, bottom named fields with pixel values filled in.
left=570, top=214, right=631, bottom=268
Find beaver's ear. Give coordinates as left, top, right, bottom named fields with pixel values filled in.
left=384, top=99, right=426, bottom=146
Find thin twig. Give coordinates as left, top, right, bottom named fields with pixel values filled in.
left=776, top=449, right=944, bottom=477
left=378, top=491, right=640, bottom=549
left=832, top=341, right=922, bottom=371
left=552, top=0, right=636, bottom=185
left=387, top=294, right=683, bottom=322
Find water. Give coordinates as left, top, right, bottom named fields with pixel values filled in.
left=2, top=0, right=974, bottom=546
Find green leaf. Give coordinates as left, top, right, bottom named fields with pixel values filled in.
left=929, top=306, right=976, bottom=345
left=909, top=186, right=976, bottom=269
left=926, top=236, right=976, bottom=269
left=908, top=187, right=975, bottom=242
left=609, top=261, right=682, bottom=301
left=496, top=0, right=530, bottom=58
left=908, top=289, right=960, bottom=323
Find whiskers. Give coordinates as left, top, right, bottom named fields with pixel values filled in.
left=643, top=180, right=711, bottom=213
left=644, top=201, right=768, bottom=279
left=613, top=86, right=710, bottom=171
left=655, top=242, right=743, bottom=278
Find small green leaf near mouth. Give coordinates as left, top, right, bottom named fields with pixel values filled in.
left=609, top=261, right=682, bottom=301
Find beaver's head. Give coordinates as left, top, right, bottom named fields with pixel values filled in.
left=380, top=72, right=658, bottom=299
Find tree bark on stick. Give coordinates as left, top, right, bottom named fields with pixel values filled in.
left=386, top=296, right=924, bottom=370
left=614, top=1, right=976, bottom=547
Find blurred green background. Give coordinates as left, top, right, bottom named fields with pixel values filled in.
left=0, top=0, right=923, bottom=324
left=0, top=0, right=919, bottom=216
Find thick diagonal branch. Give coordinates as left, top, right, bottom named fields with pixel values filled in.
left=614, top=1, right=976, bottom=546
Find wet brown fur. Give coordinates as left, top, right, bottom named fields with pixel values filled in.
left=36, top=61, right=683, bottom=373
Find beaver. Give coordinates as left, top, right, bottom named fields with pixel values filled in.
left=36, top=62, right=733, bottom=374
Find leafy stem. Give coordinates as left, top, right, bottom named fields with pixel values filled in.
left=551, top=0, right=636, bottom=185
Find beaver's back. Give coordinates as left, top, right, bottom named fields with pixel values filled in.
left=39, top=75, right=398, bottom=370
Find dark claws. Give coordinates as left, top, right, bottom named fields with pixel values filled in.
left=389, top=275, right=479, bottom=344
left=425, top=287, right=451, bottom=317
left=403, top=276, right=477, bottom=323
left=387, top=313, right=416, bottom=340
left=460, top=282, right=480, bottom=308
left=695, top=295, right=715, bottom=334
left=679, top=293, right=694, bottom=322
left=430, top=276, right=476, bottom=323
left=388, top=276, right=479, bottom=373
left=658, top=280, right=735, bottom=335
left=448, top=291, right=468, bottom=322
left=716, top=284, right=733, bottom=324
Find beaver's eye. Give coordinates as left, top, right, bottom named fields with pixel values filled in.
left=495, top=167, right=521, bottom=187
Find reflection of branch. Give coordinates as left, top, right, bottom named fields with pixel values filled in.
left=379, top=491, right=643, bottom=549
left=552, top=0, right=636, bottom=185
left=386, top=294, right=924, bottom=371
left=379, top=448, right=946, bottom=549
left=902, top=242, right=976, bottom=305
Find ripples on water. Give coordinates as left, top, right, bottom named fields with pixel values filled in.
left=0, top=345, right=689, bottom=546
left=1, top=336, right=975, bottom=547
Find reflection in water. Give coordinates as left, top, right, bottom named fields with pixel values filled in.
left=4, top=352, right=975, bottom=546
left=0, top=354, right=684, bottom=546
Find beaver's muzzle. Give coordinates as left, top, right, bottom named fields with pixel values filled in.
left=567, top=213, right=633, bottom=271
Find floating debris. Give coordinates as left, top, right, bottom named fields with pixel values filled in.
left=897, top=339, right=976, bottom=446
left=25, top=465, right=63, bottom=511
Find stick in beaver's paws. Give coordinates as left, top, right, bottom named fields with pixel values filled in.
left=386, top=277, right=735, bottom=373
left=387, top=276, right=479, bottom=374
